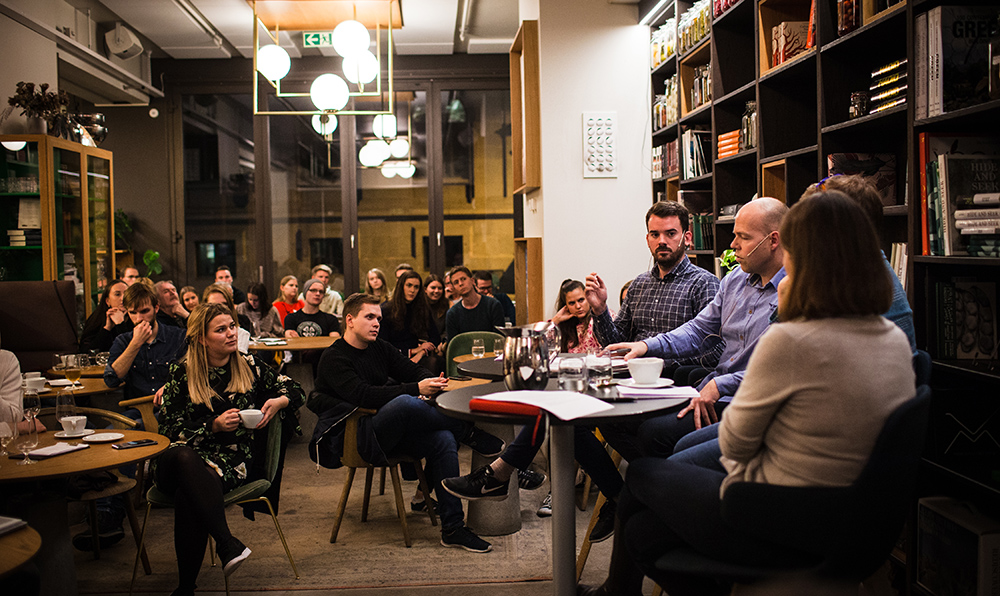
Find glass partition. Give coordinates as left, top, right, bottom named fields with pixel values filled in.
left=87, top=155, right=112, bottom=302
left=0, top=140, right=42, bottom=281
left=55, top=147, right=85, bottom=319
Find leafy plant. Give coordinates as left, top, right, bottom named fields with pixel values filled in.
left=718, top=249, right=739, bottom=276
left=143, top=249, right=162, bottom=277
left=0, top=82, right=70, bottom=125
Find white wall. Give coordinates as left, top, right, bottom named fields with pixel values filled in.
left=0, top=13, right=58, bottom=134
left=527, top=0, right=652, bottom=316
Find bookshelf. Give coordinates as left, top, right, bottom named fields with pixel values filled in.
left=644, top=0, right=1000, bottom=588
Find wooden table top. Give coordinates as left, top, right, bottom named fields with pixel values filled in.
left=248, top=336, right=338, bottom=352
left=453, top=351, right=498, bottom=364
left=0, top=525, right=41, bottom=578
left=47, top=365, right=105, bottom=378
left=0, top=429, right=169, bottom=484
left=35, top=377, right=117, bottom=398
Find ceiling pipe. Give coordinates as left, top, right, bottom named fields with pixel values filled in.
left=458, top=0, right=474, bottom=43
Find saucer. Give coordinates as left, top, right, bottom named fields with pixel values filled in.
left=54, top=429, right=96, bottom=439
left=619, top=378, right=675, bottom=389
left=84, top=432, right=125, bottom=443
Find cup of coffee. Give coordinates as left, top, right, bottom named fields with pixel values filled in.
left=627, top=357, right=664, bottom=385
left=61, top=415, right=88, bottom=434
left=239, top=409, right=264, bottom=429
left=24, top=376, right=47, bottom=391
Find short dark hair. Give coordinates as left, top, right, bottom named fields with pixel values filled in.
left=448, top=265, right=472, bottom=280
left=344, top=292, right=382, bottom=319
left=123, top=283, right=158, bottom=310
left=645, top=201, right=691, bottom=232
left=780, top=190, right=891, bottom=320
left=800, top=174, right=884, bottom=240
left=216, top=265, right=231, bottom=273
left=472, top=270, right=493, bottom=284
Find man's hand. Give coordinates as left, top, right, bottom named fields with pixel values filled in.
left=285, top=329, right=300, bottom=338
left=259, top=396, right=290, bottom=427
left=418, top=374, right=448, bottom=397
left=605, top=341, right=647, bottom=361
left=131, top=321, right=155, bottom=346
left=212, top=408, right=241, bottom=433
left=676, top=379, right=721, bottom=430
left=584, top=273, right=609, bottom=315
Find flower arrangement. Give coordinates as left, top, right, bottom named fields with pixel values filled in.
left=1, top=81, right=70, bottom=126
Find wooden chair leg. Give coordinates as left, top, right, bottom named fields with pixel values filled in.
left=330, top=467, right=357, bottom=543
left=652, top=585, right=663, bottom=596
left=412, top=460, right=438, bottom=527
left=122, top=491, right=152, bottom=575
left=578, top=469, right=593, bottom=511
left=379, top=466, right=387, bottom=495
left=361, top=466, right=375, bottom=522
left=209, top=536, right=216, bottom=566
left=576, top=491, right=607, bottom=581
left=129, top=502, right=153, bottom=596
left=388, top=465, right=412, bottom=547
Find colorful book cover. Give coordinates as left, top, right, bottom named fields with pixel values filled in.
left=938, top=155, right=1000, bottom=255
left=935, top=6, right=1000, bottom=113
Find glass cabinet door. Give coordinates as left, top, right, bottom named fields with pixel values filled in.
left=54, top=146, right=85, bottom=318
left=87, top=155, right=112, bottom=307
left=0, top=141, right=42, bottom=281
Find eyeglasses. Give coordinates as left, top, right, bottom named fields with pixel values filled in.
left=307, top=288, right=324, bottom=294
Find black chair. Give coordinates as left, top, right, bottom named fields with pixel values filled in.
left=644, top=385, right=931, bottom=590
left=914, top=349, right=932, bottom=387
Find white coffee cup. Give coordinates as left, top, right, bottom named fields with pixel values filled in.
left=23, top=371, right=41, bottom=378
left=61, top=415, right=88, bottom=434
left=24, top=376, right=47, bottom=391
left=627, top=357, right=664, bottom=385
left=239, top=409, right=263, bottom=429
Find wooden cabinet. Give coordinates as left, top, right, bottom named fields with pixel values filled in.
left=0, top=134, right=115, bottom=320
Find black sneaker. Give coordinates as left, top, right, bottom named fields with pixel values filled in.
left=589, top=500, right=616, bottom=543
left=460, top=427, right=506, bottom=457
left=410, top=496, right=437, bottom=513
left=442, top=465, right=509, bottom=501
left=441, top=525, right=492, bottom=553
left=72, top=511, right=125, bottom=551
left=536, top=493, right=552, bottom=517
left=517, top=468, right=546, bottom=490
left=217, top=537, right=251, bottom=577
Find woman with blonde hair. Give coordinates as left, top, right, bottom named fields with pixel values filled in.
left=272, top=275, right=303, bottom=326
left=365, top=268, right=388, bottom=301
left=156, top=303, right=303, bottom=596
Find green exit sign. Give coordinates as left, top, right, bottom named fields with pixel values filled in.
left=303, top=31, right=335, bottom=47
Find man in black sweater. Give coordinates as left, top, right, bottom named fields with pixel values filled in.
left=445, top=266, right=505, bottom=340
left=309, top=293, right=504, bottom=553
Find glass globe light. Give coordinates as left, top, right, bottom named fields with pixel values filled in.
left=358, top=143, right=385, bottom=168
left=398, top=162, right=416, bottom=179
left=332, top=20, right=370, bottom=57
left=372, top=114, right=397, bottom=139
left=2, top=141, right=27, bottom=152
left=257, top=44, right=291, bottom=81
left=381, top=163, right=399, bottom=178
left=342, top=50, right=378, bottom=85
left=388, top=138, right=409, bottom=158
left=311, top=114, right=338, bottom=135
left=368, top=139, right=392, bottom=162
left=310, top=73, right=349, bottom=111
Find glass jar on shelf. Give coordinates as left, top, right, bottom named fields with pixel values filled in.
left=739, top=101, right=757, bottom=150
left=837, top=0, right=860, bottom=36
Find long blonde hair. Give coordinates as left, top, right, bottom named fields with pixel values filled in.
left=185, top=303, right=254, bottom=407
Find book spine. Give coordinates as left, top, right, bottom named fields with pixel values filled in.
left=940, top=281, right=956, bottom=359
left=919, top=133, right=930, bottom=255
left=915, top=12, right=928, bottom=120
left=928, top=7, right=943, bottom=116
left=956, top=218, right=1000, bottom=229
left=959, top=227, right=1000, bottom=235
left=931, top=161, right=943, bottom=255
left=973, top=193, right=1000, bottom=204
left=938, top=154, right=954, bottom=255
left=954, top=208, right=1000, bottom=220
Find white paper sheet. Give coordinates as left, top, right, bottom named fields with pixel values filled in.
left=615, top=386, right=700, bottom=399
left=30, top=442, right=90, bottom=458
left=475, top=390, right=613, bottom=420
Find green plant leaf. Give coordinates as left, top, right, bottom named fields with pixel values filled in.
left=143, top=249, right=162, bottom=277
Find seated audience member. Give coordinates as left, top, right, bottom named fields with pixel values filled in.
left=365, top=268, right=389, bottom=302
left=1, top=333, right=45, bottom=434
left=157, top=303, right=303, bottom=596
left=607, top=198, right=788, bottom=458
left=800, top=174, right=916, bottom=352
left=580, top=190, right=916, bottom=596
left=425, top=274, right=450, bottom=340
left=445, top=266, right=504, bottom=340
left=284, top=279, right=340, bottom=338
left=379, top=270, right=443, bottom=373
left=155, top=280, right=190, bottom=328
left=394, top=263, right=414, bottom=280
left=273, top=275, right=303, bottom=326
left=121, top=266, right=141, bottom=286
left=236, top=282, right=283, bottom=338
left=443, top=271, right=457, bottom=304
left=298, top=265, right=344, bottom=320
left=80, top=279, right=131, bottom=353
left=552, top=279, right=603, bottom=353
left=180, top=286, right=200, bottom=312
left=215, top=265, right=246, bottom=304
left=473, top=270, right=516, bottom=325
left=203, top=284, right=253, bottom=335
left=307, top=293, right=504, bottom=552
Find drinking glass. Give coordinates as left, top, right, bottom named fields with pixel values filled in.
left=55, top=390, right=77, bottom=425
left=588, top=352, right=614, bottom=388
left=494, top=338, right=505, bottom=359
left=471, top=338, right=486, bottom=358
left=558, top=357, right=587, bottom=393
left=18, top=389, right=40, bottom=465
left=64, top=354, right=83, bottom=387
left=0, top=421, right=15, bottom=458
left=544, top=324, right=562, bottom=362
left=95, top=352, right=110, bottom=367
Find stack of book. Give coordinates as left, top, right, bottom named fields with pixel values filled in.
left=717, top=130, right=740, bottom=159
left=889, top=242, right=908, bottom=291
left=691, top=213, right=714, bottom=250
left=7, top=228, right=41, bottom=247
left=681, top=129, right=711, bottom=180
left=652, top=142, right=679, bottom=178
left=927, top=154, right=1000, bottom=256
left=869, top=59, right=907, bottom=115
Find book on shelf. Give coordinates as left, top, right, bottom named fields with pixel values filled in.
left=936, top=155, right=1000, bottom=256
left=936, top=278, right=997, bottom=360
left=923, top=6, right=1000, bottom=117
left=681, top=129, right=711, bottom=180
left=890, top=242, right=908, bottom=291
left=827, top=153, right=898, bottom=206
left=915, top=12, right=928, bottom=119
left=917, top=497, right=1000, bottom=596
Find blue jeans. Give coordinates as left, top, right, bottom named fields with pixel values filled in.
left=371, top=395, right=470, bottom=531
left=637, top=401, right=729, bottom=458
left=668, top=425, right=724, bottom=472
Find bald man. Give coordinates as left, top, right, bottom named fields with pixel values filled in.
left=607, top=198, right=789, bottom=457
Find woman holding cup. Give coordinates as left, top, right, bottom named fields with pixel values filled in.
left=156, top=303, right=303, bottom=595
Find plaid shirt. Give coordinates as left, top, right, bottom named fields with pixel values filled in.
left=593, top=257, right=721, bottom=366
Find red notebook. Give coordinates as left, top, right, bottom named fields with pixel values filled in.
left=469, top=398, right=544, bottom=442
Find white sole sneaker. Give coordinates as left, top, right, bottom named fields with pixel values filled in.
left=223, top=547, right=251, bottom=577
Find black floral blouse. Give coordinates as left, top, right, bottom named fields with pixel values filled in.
left=158, top=353, right=303, bottom=492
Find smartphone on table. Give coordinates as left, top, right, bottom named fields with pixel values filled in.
left=112, top=439, right=158, bottom=450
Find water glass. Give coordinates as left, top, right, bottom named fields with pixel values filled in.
left=494, top=338, right=505, bottom=359
left=95, top=352, right=110, bottom=366
left=588, top=352, right=614, bottom=388
left=0, top=421, right=15, bottom=458
left=55, top=390, right=77, bottom=423
left=471, top=338, right=486, bottom=358
left=558, top=357, right=587, bottom=393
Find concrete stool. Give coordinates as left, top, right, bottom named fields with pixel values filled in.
left=466, top=422, right=521, bottom=536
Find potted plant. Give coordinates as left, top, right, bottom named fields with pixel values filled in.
left=0, top=82, right=70, bottom=133
left=718, top=249, right=739, bottom=276
left=143, top=249, right=162, bottom=277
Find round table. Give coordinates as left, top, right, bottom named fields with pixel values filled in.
left=0, top=525, right=42, bottom=578
left=35, top=377, right=119, bottom=399
left=437, top=380, right=686, bottom=596
left=0, top=429, right=170, bottom=483
left=47, top=365, right=105, bottom=378
left=247, top=336, right=338, bottom=352
left=456, top=355, right=504, bottom=381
